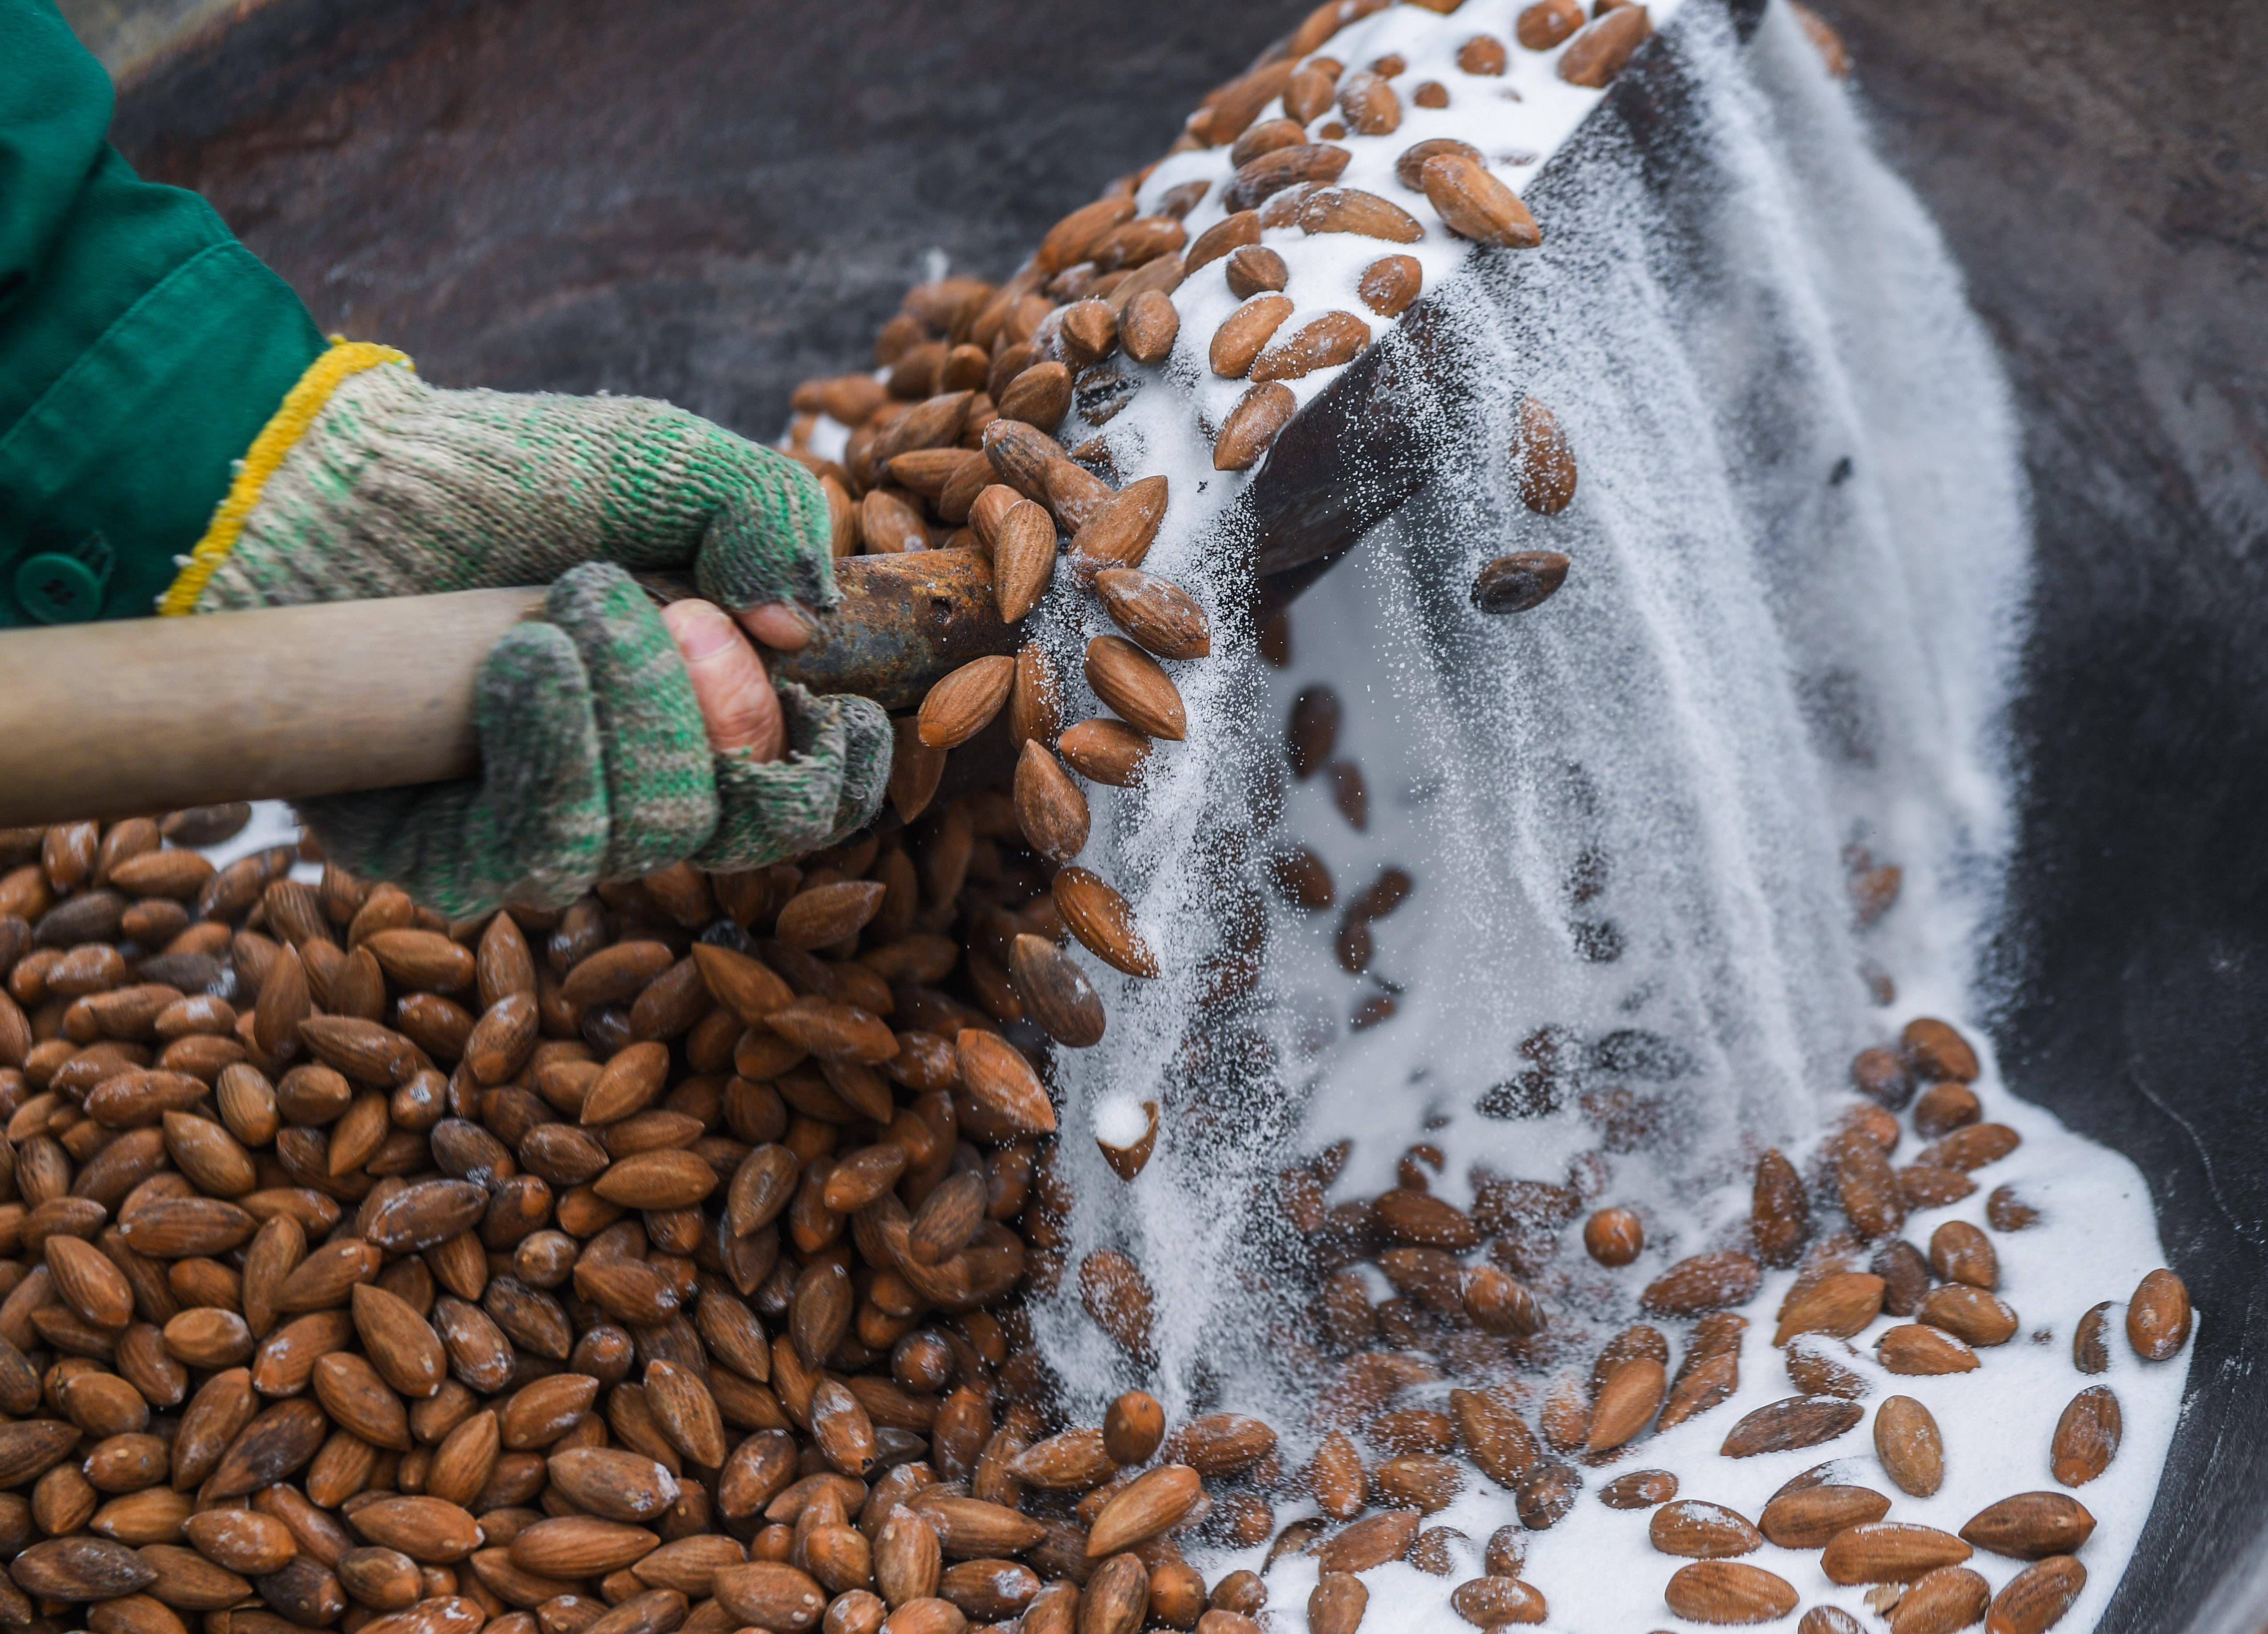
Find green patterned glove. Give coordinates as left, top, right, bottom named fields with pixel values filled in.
left=167, top=349, right=890, bottom=915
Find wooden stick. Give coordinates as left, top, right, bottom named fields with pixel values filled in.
left=0, top=552, right=1012, bottom=827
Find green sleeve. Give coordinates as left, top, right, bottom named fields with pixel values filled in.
left=0, top=0, right=326, bottom=627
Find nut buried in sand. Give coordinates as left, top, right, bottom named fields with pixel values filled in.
left=1096, top=1098, right=1161, bottom=1181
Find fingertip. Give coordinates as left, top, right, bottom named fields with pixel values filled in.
left=738, top=601, right=819, bottom=653
left=661, top=598, right=739, bottom=660
left=664, top=599, right=784, bottom=760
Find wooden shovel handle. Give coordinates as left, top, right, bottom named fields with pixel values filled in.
left=0, top=551, right=1012, bottom=827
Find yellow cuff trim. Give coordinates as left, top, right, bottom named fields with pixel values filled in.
left=158, top=339, right=413, bottom=616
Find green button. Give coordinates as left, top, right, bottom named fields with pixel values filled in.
left=14, top=545, right=110, bottom=624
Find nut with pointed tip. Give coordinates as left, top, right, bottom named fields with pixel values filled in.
left=1664, top=1562, right=1799, bottom=1625
left=1422, top=154, right=1542, bottom=249
left=1337, top=69, right=1401, bottom=135
left=1300, top=187, right=1424, bottom=244
left=2125, top=1268, right=2191, bottom=1361
left=1013, top=743, right=1089, bottom=866
left=1558, top=5, right=1653, bottom=87
left=1987, top=1556, right=2086, bottom=1634
left=2049, top=1386, right=2120, bottom=1487
left=1067, top=474, right=1170, bottom=569
left=1094, top=569, right=1211, bottom=660
left=1059, top=718, right=1153, bottom=785
left=1471, top=552, right=1571, bottom=614
left=1104, top=1391, right=1165, bottom=1465
left=1586, top=1356, right=1666, bottom=1452
left=1251, top=312, right=1373, bottom=382
left=1080, top=1251, right=1160, bottom=1371
left=1008, top=644, right=1063, bottom=750
left=1009, top=932, right=1104, bottom=1049
left=1874, top=1395, right=1945, bottom=1498
left=1215, top=382, right=1297, bottom=471
left=1053, top=867, right=1159, bottom=978
left=1209, top=295, right=1295, bottom=379
left=1096, top=1099, right=1159, bottom=1181
left=990, top=501, right=1059, bottom=624
left=916, top=655, right=1016, bottom=751
left=998, top=361, right=1073, bottom=432
left=954, top=1029, right=1057, bottom=1135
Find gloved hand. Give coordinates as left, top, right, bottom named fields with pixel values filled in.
left=166, top=347, right=890, bottom=915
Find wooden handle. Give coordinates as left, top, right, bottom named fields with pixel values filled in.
left=0, top=551, right=1012, bottom=827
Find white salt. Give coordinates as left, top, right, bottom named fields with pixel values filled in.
left=1096, top=1094, right=1158, bottom=1149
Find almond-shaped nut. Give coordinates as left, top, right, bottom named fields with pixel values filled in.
left=2126, top=1268, right=2192, bottom=1361
left=1220, top=145, right=1352, bottom=214
left=1421, top=154, right=1542, bottom=248
left=1889, top=1566, right=1991, bottom=1634
left=1224, top=244, right=1289, bottom=299
left=1451, top=1576, right=1547, bottom=1626
left=1513, top=396, right=1579, bottom=513
left=1094, top=569, right=1211, bottom=660
left=1918, top=1124, right=2021, bottom=1171
left=1719, top=1395, right=1861, bottom=1458
left=1917, top=1285, right=2019, bottom=1347
left=1284, top=63, right=1339, bottom=122
left=1067, top=474, right=1168, bottom=569
left=888, top=716, right=946, bottom=824
left=1084, top=636, right=1186, bottom=741
left=1958, top=1494, right=2096, bottom=1560
left=1775, top=1273, right=1886, bottom=1345
left=1649, top=1501, right=1763, bottom=1560
left=1337, top=69, right=1401, bottom=135
left=1300, top=188, right=1425, bottom=243
left=1215, top=383, right=1298, bottom=471
left=1038, top=196, right=1138, bottom=275
left=1875, top=1323, right=1980, bottom=1375
left=1058, top=718, right=1152, bottom=785
left=1251, top=312, right=1372, bottom=381
left=1663, top=1562, right=1798, bottom=1625
left=1586, top=1358, right=1666, bottom=1453
left=1014, top=743, right=1090, bottom=866
left=953, top=1030, right=1056, bottom=1135
left=1120, top=290, right=1180, bottom=364
left=1316, top=1509, right=1421, bottom=1574
left=1095, top=1098, right=1157, bottom=1179
left=1009, top=643, right=1063, bottom=750
left=1092, top=216, right=1186, bottom=274
left=1358, top=254, right=1424, bottom=317
left=998, top=361, right=1073, bottom=432
left=1558, top=5, right=1652, bottom=87
left=775, top=880, right=885, bottom=950
left=1186, top=211, right=1263, bottom=274
left=1874, top=1396, right=1944, bottom=1498
left=1987, top=1556, right=2086, bottom=1634
left=917, top=656, right=1017, bottom=751
left=1517, top=0, right=1584, bottom=49
left=1643, top=1252, right=1762, bottom=1317
left=1058, top=298, right=1120, bottom=368
left=1010, top=932, right=1104, bottom=1049
left=1821, top=1522, right=1973, bottom=1586
left=1395, top=137, right=1485, bottom=190
left=993, top=501, right=1061, bottom=621
left=1053, top=869, right=1157, bottom=979
left=1210, top=295, right=1296, bottom=379
left=2049, top=1387, right=2120, bottom=1487
left=1759, top=1484, right=1891, bottom=1550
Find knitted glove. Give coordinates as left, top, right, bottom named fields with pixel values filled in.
left=166, top=348, right=890, bottom=914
